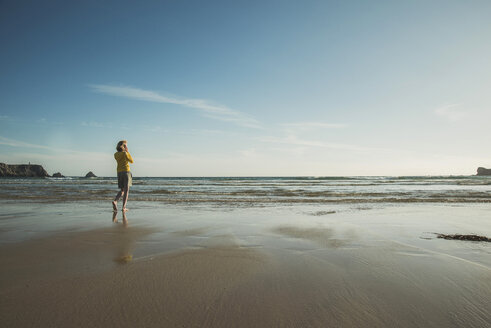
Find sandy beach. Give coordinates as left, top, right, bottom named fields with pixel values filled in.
left=0, top=202, right=490, bottom=327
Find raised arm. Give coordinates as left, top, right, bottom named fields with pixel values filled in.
left=126, top=152, right=134, bottom=163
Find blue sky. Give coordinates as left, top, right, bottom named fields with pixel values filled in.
left=1, top=0, right=490, bottom=176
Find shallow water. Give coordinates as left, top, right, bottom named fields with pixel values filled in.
left=1, top=200, right=489, bottom=269
left=1, top=175, right=491, bottom=205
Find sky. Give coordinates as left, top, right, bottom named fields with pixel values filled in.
left=1, top=0, right=491, bottom=176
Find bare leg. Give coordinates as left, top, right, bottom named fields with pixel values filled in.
left=122, top=186, right=130, bottom=212
left=113, top=189, right=124, bottom=211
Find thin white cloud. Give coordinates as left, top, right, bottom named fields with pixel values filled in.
left=2, top=151, right=109, bottom=164
left=0, top=136, right=109, bottom=159
left=435, top=104, right=467, bottom=121
left=280, top=122, right=348, bottom=129
left=136, top=124, right=162, bottom=133
left=0, top=136, right=52, bottom=150
left=259, top=135, right=388, bottom=153
left=35, top=118, right=64, bottom=125
left=238, top=148, right=258, bottom=158
left=81, top=121, right=113, bottom=128
left=89, top=84, right=262, bottom=129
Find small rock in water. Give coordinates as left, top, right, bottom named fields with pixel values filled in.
left=52, top=172, right=65, bottom=178
left=85, top=171, right=97, bottom=178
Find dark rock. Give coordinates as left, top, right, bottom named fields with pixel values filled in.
left=52, top=172, right=65, bottom=178
left=85, top=171, right=97, bottom=178
left=0, top=163, right=50, bottom=177
left=477, top=167, right=491, bottom=176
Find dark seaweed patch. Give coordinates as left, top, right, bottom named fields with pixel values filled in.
left=436, top=234, right=491, bottom=242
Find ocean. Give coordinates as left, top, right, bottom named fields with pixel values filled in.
left=1, top=175, right=490, bottom=206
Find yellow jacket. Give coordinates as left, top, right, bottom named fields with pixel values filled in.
left=114, top=151, right=134, bottom=172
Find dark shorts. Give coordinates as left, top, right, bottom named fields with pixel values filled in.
left=117, top=171, right=132, bottom=189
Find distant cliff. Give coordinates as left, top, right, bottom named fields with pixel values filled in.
left=477, top=167, right=491, bottom=176
left=0, top=163, right=50, bottom=177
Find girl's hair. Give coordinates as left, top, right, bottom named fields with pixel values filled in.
left=116, top=140, right=127, bottom=152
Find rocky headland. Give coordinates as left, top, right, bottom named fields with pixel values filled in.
left=0, top=163, right=50, bottom=177
left=476, top=167, right=491, bottom=176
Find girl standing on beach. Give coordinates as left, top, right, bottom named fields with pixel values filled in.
left=112, top=140, right=134, bottom=212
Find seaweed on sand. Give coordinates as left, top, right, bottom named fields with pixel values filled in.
left=436, top=234, right=491, bottom=242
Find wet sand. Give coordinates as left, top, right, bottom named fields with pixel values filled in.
left=0, top=204, right=490, bottom=327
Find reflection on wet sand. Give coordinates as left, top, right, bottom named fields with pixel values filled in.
left=112, top=211, right=128, bottom=226
left=0, top=218, right=157, bottom=288
left=111, top=212, right=134, bottom=263
left=271, top=225, right=353, bottom=248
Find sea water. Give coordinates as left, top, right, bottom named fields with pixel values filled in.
left=0, top=176, right=490, bottom=207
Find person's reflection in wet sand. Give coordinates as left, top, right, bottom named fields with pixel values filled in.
left=111, top=212, right=132, bottom=263
left=112, top=211, right=129, bottom=227
left=122, top=211, right=128, bottom=226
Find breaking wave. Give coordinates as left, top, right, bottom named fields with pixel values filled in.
left=1, top=175, right=490, bottom=205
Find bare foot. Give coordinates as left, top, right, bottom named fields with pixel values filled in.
left=122, top=207, right=129, bottom=212
left=112, top=201, right=118, bottom=212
